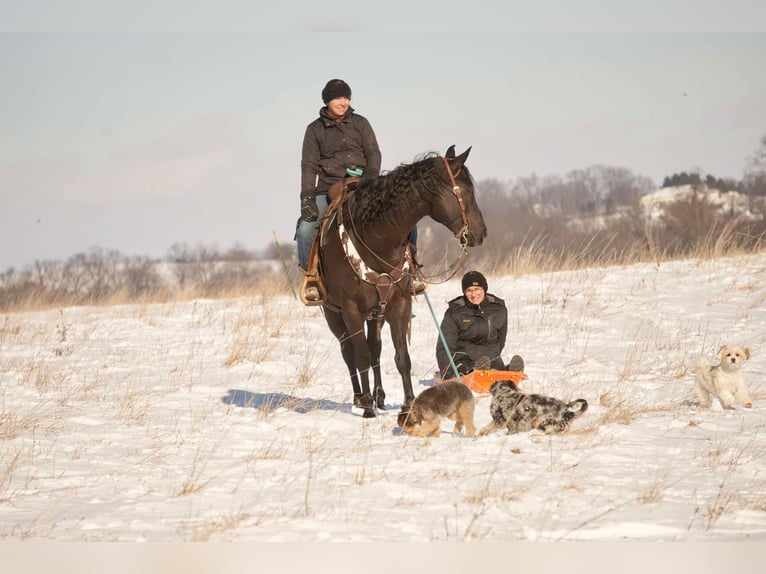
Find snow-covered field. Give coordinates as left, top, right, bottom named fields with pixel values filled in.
left=2, top=254, right=766, bottom=548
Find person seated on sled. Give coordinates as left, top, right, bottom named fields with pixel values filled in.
left=296, top=78, right=421, bottom=302
left=435, top=270, right=524, bottom=378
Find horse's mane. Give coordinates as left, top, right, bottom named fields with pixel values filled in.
left=351, top=152, right=472, bottom=228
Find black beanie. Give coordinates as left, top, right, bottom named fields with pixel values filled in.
left=461, top=271, right=488, bottom=292
left=322, top=79, right=352, bottom=104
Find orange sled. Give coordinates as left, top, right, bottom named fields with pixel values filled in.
left=435, top=369, right=527, bottom=394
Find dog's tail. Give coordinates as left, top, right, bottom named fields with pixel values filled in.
left=565, top=399, right=588, bottom=420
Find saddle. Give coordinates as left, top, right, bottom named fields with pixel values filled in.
left=328, top=176, right=360, bottom=203
left=299, top=178, right=360, bottom=306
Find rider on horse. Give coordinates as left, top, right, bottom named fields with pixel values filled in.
left=296, top=79, right=421, bottom=304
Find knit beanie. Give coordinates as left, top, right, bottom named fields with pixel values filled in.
left=461, top=270, right=488, bottom=292
left=322, top=79, right=352, bottom=104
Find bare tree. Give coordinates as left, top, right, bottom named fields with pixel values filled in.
left=122, top=256, right=164, bottom=298
left=743, top=133, right=766, bottom=196
left=166, top=242, right=220, bottom=289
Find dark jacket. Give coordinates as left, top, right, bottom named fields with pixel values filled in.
left=435, top=293, right=508, bottom=376
left=300, top=106, right=382, bottom=198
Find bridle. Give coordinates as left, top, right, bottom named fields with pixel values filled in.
left=443, top=156, right=471, bottom=248
left=409, top=157, right=473, bottom=285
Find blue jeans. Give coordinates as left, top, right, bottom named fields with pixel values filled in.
left=295, top=194, right=329, bottom=270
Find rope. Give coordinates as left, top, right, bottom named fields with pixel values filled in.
left=418, top=246, right=469, bottom=285
left=421, top=272, right=463, bottom=384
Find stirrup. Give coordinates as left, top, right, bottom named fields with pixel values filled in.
left=300, top=276, right=324, bottom=306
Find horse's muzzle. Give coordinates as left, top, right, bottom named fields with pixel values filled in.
left=464, top=225, right=487, bottom=247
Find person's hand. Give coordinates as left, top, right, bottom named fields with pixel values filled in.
left=301, top=195, right=319, bottom=222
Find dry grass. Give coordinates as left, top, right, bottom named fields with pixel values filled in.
left=480, top=222, right=766, bottom=278
left=0, top=450, right=22, bottom=503
left=222, top=298, right=294, bottom=368
left=636, top=469, right=670, bottom=505
left=295, top=345, right=327, bottom=388
left=174, top=441, right=222, bottom=498
left=0, top=404, right=49, bottom=440
left=176, top=508, right=253, bottom=541
left=4, top=221, right=766, bottom=315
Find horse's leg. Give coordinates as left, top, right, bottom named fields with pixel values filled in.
left=323, top=308, right=363, bottom=407
left=342, top=308, right=376, bottom=418
left=389, top=300, right=415, bottom=409
left=344, top=345, right=364, bottom=408
left=366, top=318, right=385, bottom=410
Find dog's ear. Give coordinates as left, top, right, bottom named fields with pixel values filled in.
left=717, top=345, right=727, bottom=359
left=744, top=347, right=751, bottom=360
left=397, top=407, right=414, bottom=428
left=499, top=380, right=519, bottom=391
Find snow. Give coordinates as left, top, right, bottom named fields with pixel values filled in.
left=2, top=254, right=766, bottom=547
left=640, top=184, right=759, bottom=221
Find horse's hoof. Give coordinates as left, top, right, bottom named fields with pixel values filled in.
left=363, top=409, right=376, bottom=418
left=373, top=390, right=386, bottom=410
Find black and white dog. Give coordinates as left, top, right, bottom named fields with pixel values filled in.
left=479, top=380, right=588, bottom=436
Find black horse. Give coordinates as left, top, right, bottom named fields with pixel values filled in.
left=318, top=145, right=487, bottom=418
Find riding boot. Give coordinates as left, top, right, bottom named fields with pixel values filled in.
left=300, top=235, right=324, bottom=306
left=303, top=284, right=320, bottom=301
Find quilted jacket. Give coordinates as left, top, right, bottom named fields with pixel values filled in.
left=435, top=293, right=509, bottom=376
left=300, top=106, right=381, bottom=198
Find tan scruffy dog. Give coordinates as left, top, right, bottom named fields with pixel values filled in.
left=397, top=382, right=476, bottom=438
left=694, top=345, right=753, bottom=410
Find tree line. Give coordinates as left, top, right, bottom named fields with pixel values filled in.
left=416, top=157, right=766, bottom=273
left=3, top=133, right=766, bottom=311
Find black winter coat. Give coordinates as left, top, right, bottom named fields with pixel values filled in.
left=435, top=293, right=508, bottom=376
left=300, top=106, right=381, bottom=198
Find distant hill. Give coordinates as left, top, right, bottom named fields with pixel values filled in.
left=640, top=185, right=762, bottom=222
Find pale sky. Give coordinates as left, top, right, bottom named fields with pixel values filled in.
left=2, top=28, right=766, bottom=269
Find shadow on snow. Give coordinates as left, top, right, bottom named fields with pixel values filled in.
left=221, top=389, right=350, bottom=414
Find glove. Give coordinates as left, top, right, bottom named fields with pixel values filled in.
left=301, top=194, right=319, bottom=222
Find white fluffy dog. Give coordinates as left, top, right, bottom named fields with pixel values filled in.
left=694, top=345, right=753, bottom=410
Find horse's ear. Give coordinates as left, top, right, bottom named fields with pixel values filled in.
left=449, top=146, right=472, bottom=173
left=445, top=145, right=456, bottom=159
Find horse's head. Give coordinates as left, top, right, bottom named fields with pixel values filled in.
left=431, top=145, right=487, bottom=247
